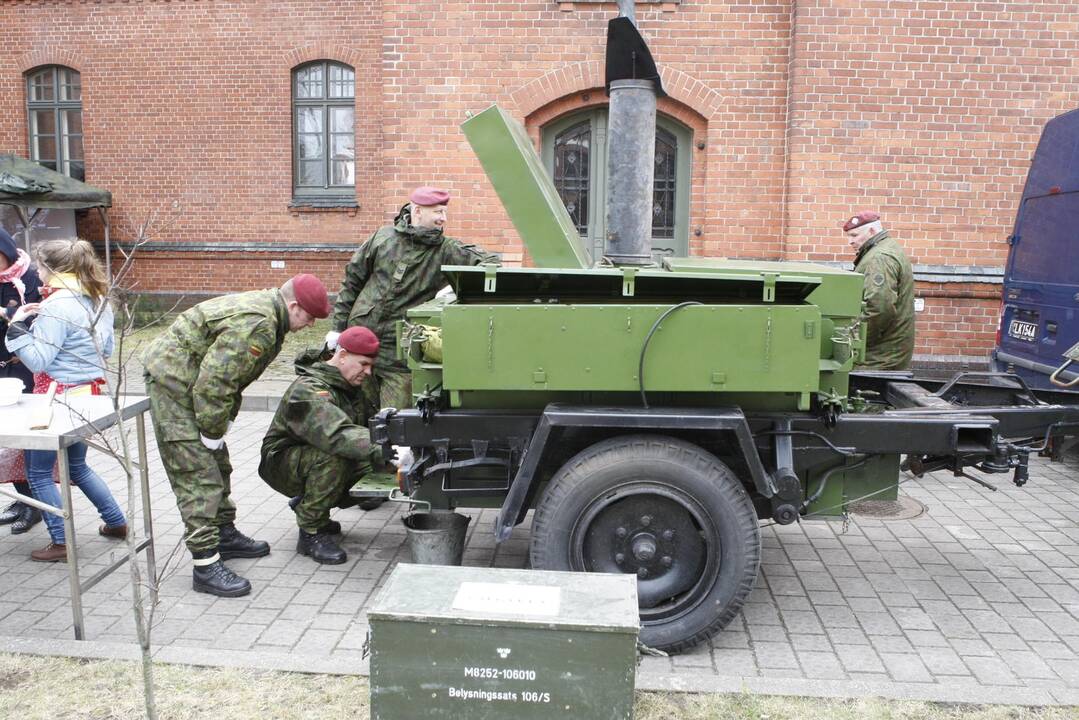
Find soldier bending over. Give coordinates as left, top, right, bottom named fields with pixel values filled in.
left=143, top=274, right=331, bottom=597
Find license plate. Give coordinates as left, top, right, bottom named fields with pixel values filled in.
left=1008, top=319, right=1038, bottom=341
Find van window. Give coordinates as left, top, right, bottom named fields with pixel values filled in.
left=1011, top=191, right=1079, bottom=285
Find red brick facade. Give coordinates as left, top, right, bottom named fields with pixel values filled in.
left=1, top=0, right=1076, bottom=364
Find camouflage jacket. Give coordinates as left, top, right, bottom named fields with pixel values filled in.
left=143, top=289, right=289, bottom=439
left=260, top=356, right=374, bottom=462
left=332, top=204, right=499, bottom=368
left=854, top=231, right=915, bottom=370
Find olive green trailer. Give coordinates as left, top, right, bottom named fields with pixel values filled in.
left=368, top=105, right=1079, bottom=653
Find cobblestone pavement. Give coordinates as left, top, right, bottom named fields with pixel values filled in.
left=2, top=408, right=1079, bottom=705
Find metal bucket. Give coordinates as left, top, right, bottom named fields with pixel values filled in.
left=402, top=511, right=471, bottom=566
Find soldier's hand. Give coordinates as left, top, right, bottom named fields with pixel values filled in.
left=367, top=444, right=390, bottom=470
left=325, top=331, right=341, bottom=350
left=200, top=434, right=225, bottom=451
left=391, top=445, right=413, bottom=470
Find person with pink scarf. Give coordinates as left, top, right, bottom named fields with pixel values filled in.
left=0, top=228, right=43, bottom=534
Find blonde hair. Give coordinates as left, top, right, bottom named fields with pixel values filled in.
left=35, top=238, right=110, bottom=301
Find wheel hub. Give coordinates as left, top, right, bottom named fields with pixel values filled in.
left=631, top=533, right=657, bottom=561
left=582, top=494, right=706, bottom=608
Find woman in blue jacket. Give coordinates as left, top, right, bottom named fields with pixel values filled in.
left=6, top=238, right=126, bottom=562
left=0, top=229, right=43, bottom=534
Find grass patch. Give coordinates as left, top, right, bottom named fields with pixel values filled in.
left=2, top=654, right=1076, bottom=720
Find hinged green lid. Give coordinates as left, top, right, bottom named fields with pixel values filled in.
left=462, top=105, right=592, bottom=270
left=368, top=564, right=639, bottom=634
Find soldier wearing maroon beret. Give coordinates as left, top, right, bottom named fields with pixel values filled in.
left=330, top=186, right=500, bottom=415
left=143, top=273, right=330, bottom=596
left=259, top=325, right=387, bottom=564
left=842, top=211, right=915, bottom=370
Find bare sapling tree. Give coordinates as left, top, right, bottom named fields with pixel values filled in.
left=39, top=206, right=187, bottom=720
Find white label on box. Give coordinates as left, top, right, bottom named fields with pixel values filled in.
left=452, top=582, right=561, bottom=617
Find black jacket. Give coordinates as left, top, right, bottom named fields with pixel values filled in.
left=0, top=263, right=42, bottom=370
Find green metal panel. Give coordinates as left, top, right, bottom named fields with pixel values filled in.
left=803, top=454, right=900, bottom=516
left=462, top=105, right=592, bottom=269
left=440, top=303, right=821, bottom=394
left=369, top=565, right=638, bottom=720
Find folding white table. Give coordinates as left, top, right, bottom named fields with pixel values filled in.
left=0, top=394, right=156, bottom=639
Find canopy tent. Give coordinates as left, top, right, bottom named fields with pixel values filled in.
left=0, top=153, right=114, bottom=273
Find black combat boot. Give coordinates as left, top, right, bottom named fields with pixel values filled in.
left=288, top=496, right=341, bottom=535
left=11, top=504, right=42, bottom=535
left=297, top=529, right=347, bottom=565
left=217, top=523, right=270, bottom=560
left=0, top=500, right=24, bottom=525
left=191, top=551, right=251, bottom=597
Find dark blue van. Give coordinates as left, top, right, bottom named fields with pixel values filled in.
left=991, top=108, right=1079, bottom=391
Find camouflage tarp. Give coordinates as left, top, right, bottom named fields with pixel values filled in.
left=0, top=154, right=111, bottom=210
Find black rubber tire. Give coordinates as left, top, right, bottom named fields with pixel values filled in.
left=529, top=434, right=760, bottom=654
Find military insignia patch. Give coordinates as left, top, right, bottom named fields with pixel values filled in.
left=316, top=390, right=330, bottom=398
left=249, top=346, right=263, bottom=357
left=872, top=273, right=885, bottom=287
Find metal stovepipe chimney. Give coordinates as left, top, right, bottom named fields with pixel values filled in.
left=602, top=1, right=663, bottom=266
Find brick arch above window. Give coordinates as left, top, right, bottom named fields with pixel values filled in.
left=525, top=89, right=707, bottom=144
left=284, top=44, right=362, bottom=71
left=18, top=49, right=85, bottom=75
left=510, top=63, right=722, bottom=121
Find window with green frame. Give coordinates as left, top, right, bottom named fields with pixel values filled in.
left=26, top=66, right=84, bottom=181
left=541, top=109, right=692, bottom=262
left=292, top=61, right=356, bottom=203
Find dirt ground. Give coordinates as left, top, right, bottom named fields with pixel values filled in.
left=2, top=654, right=1077, bottom=720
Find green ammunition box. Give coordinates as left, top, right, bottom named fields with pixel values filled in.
left=368, top=564, right=639, bottom=720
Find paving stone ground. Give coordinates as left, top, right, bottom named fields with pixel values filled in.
left=2, top=399, right=1079, bottom=705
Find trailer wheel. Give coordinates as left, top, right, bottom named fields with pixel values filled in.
left=529, top=434, right=761, bottom=654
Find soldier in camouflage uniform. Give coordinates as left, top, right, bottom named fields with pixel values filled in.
left=843, top=211, right=916, bottom=370
left=143, top=274, right=331, bottom=597
left=329, top=186, right=499, bottom=411
left=259, top=326, right=382, bottom=564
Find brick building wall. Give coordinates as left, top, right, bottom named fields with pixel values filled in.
left=1, top=0, right=1076, bottom=364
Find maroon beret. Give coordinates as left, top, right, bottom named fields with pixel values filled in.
left=842, top=210, right=881, bottom=232
left=339, top=326, right=380, bottom=356
left=409, top=186, right=450, bottom=206
left=290, top=273, right=331, bottom=319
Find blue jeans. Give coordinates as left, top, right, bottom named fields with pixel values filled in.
left=25, top=444, right=126, bottom=545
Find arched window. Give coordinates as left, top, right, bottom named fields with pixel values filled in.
left=292, top=61, right=355, bottom=202
left=26, top=66, right=84, bottom=180
left=543, top=109, right=691, bottom=262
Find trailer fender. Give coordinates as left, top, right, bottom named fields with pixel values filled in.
left=494, top=403, right=774, bottom=543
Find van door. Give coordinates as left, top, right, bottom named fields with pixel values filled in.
left=992, top=108, right=1079, bottom=390
left=996, top=190, right=1079, bottom=387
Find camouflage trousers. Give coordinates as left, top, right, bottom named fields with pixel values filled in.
left=259, top=445, right=372, bottom=532
left=368, top=366, right=413, bottom=412
left=145, top=376, right=236, bottom=554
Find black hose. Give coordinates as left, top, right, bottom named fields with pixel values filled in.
left=801, top=456, right=869, bottom=510
left=638, top=301, right=702, bottom=409
left=754, top=429, right=860, bottom=458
